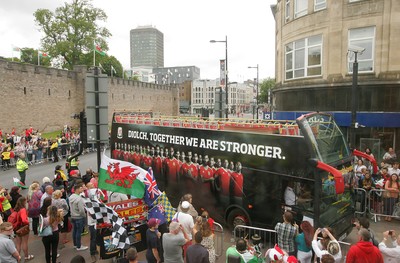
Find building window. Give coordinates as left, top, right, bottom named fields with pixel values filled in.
left=294, top=0, right=307, bottom=18
left=348, top=26, right=375, bottom=73
left=285, top=35, right=322, bottom=80
left=314, top=0, right=326, bottom=11
left=285, top=0, right=291, bottom=21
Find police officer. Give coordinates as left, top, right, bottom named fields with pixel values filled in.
left=16, top=153, right=29, bottom=186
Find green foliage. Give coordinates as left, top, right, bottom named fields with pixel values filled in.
left=19, top=48, right=51, bottom=66
left=258, top=77, right=275, bottom=104
left=98, top=55, right=123, bottom=78
left=34, top=0, right=111, bottom=70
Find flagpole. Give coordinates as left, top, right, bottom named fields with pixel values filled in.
left=93, top=39, right=96, bottom=67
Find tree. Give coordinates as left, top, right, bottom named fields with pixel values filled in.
left=258, top=77, right=275, bottom=104
left=19, top=48, right=51, bottom=66
left=98, top=55, right=123, bottom=78
left=34, top=0, right=111, bottom=70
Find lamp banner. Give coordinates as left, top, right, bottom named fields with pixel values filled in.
left=220, top=59, right=226, bottom=88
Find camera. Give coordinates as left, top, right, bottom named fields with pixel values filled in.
left=389, top=230, right=393, bottom=236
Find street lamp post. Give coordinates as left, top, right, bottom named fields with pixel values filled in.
left=210, top=36, right=228, bottom=119
left=348, top=46, right=365, bottom=149
left=248, top=64, right=259, bottom=121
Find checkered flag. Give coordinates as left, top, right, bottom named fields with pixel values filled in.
left=83, top=197, right=132, bottom=249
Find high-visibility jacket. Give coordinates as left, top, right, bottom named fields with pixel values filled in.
left=16, top=159, right=28, bottom=172
left=50, top=142, right=58, bottom=150
left=1, top=151, right=11, bottom=160
left=70, top=157, right=79, bottom=167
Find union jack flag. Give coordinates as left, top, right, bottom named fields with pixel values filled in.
left=143, top=168, right=161, bottom=206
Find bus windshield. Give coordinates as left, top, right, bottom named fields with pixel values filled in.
left=297, top=113, right=351, bottom=164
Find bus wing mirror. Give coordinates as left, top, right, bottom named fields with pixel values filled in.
left=309, top=158, right=345, bottom=195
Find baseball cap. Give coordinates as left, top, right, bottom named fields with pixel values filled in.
left=147, top=218, right=160, bottom=228
left=180, top=201, right=190, bottom=212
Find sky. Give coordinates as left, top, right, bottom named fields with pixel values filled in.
left=0, top=0, right=277, bottom=82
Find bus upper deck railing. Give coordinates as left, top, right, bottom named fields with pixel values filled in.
left=113, top=112, right=300, bottom=135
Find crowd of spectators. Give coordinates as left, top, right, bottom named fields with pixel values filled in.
left=0, top=125, right=81, bottom=170
left=352, top=147, right=400, bottom=221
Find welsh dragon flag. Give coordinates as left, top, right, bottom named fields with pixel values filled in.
left=99, top=154, right=146, bottom=197
left=13, top=177, right=28, bottom=189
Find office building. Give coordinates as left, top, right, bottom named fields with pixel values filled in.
left=271, top=0, right=400, bottom=159
left=130, top=25, right=164, bottom=68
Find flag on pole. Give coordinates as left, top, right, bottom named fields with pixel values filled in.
left=13, top=177, right=28, bottom=189
left=153, top=191, right=175, bottom=222
left=143, top=167, right=161, bottom=206
left=95, top=45, right=106, bottom=56
left=12, top=47, right=21, bottom=52
left=39, top=51, right=51, bottom=58
left=98, top=154, right=146, bottom=197
left=111, top=65, right=117, bottom=74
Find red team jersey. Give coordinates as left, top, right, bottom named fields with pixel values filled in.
left=152, top=156, right=163, bottom=176
left=165, top=158, right=180, bottom=182
left=231, top=171, right=244, bottom=197
left=215, top=167, right=231, bottom=196
left=132, top=152, right=141, bottom=166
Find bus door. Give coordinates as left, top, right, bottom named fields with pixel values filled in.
left=282, top=178, right=315, bottom=224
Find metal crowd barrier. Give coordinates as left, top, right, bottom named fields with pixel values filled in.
left=232, top=225, right=351, bottom=262
left=212, top=221, right=224, bottom=258
left=353, top=187, right=368, bottom=216
left=368, top=188, right=400, bottom=223
left=0, top=142, right=101, bottom=169
left=233, top=225, right=278, bottom=260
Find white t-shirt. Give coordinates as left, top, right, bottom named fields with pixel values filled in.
left=284, top=186, right=296, bottom=206
left=312, top=240, right=342, bottom=263
left=388, top=168, right=400, bottom=176
left=173, top=212, right=194, bottom=240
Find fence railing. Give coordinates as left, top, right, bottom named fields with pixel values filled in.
left=213, top=221, right=224, bottom=258
left=353, top=187, right=400, bottom=222
left=232, top=225, right=353, bottom=263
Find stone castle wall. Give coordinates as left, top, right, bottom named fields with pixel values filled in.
left=0, top=59, right=178, bottom=134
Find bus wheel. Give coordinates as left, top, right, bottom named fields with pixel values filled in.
left=227, top=208, right=249, bottom=229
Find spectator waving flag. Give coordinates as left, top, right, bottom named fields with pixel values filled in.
left=98, top=154, right=146, bottom=198
left=83, top=196, right=132, bottom=249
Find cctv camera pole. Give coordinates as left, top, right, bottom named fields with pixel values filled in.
left=350, top=52, right=359, bottom=149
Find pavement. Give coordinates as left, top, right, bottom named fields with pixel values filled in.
left=16, top=215, right=398, bottom=263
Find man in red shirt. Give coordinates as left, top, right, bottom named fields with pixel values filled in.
left=346, top=228, right=383, bottom=263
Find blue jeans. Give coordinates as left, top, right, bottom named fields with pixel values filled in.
left=89, top=225, right=97, bottom=255
left=71, top=218, right=85, bottom=248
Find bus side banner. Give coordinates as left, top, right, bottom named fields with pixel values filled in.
left=112, top=123, right=312, bottom=175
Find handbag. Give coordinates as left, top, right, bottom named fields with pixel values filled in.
left=38, top=214, right=53, bottom=237
left=15, top=225, right=30, bottom=237
left=38, top=225, right=53, bottom=237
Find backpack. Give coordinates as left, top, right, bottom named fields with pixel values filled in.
left=7, top=210, right=19, bottom=229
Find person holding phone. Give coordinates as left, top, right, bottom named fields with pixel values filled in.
left=378, top=230, right=400, bottom=263
left=312, top=228, right=341, bottom=263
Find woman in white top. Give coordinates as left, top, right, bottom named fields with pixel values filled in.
left=312, top=228, right=342, bottom=263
